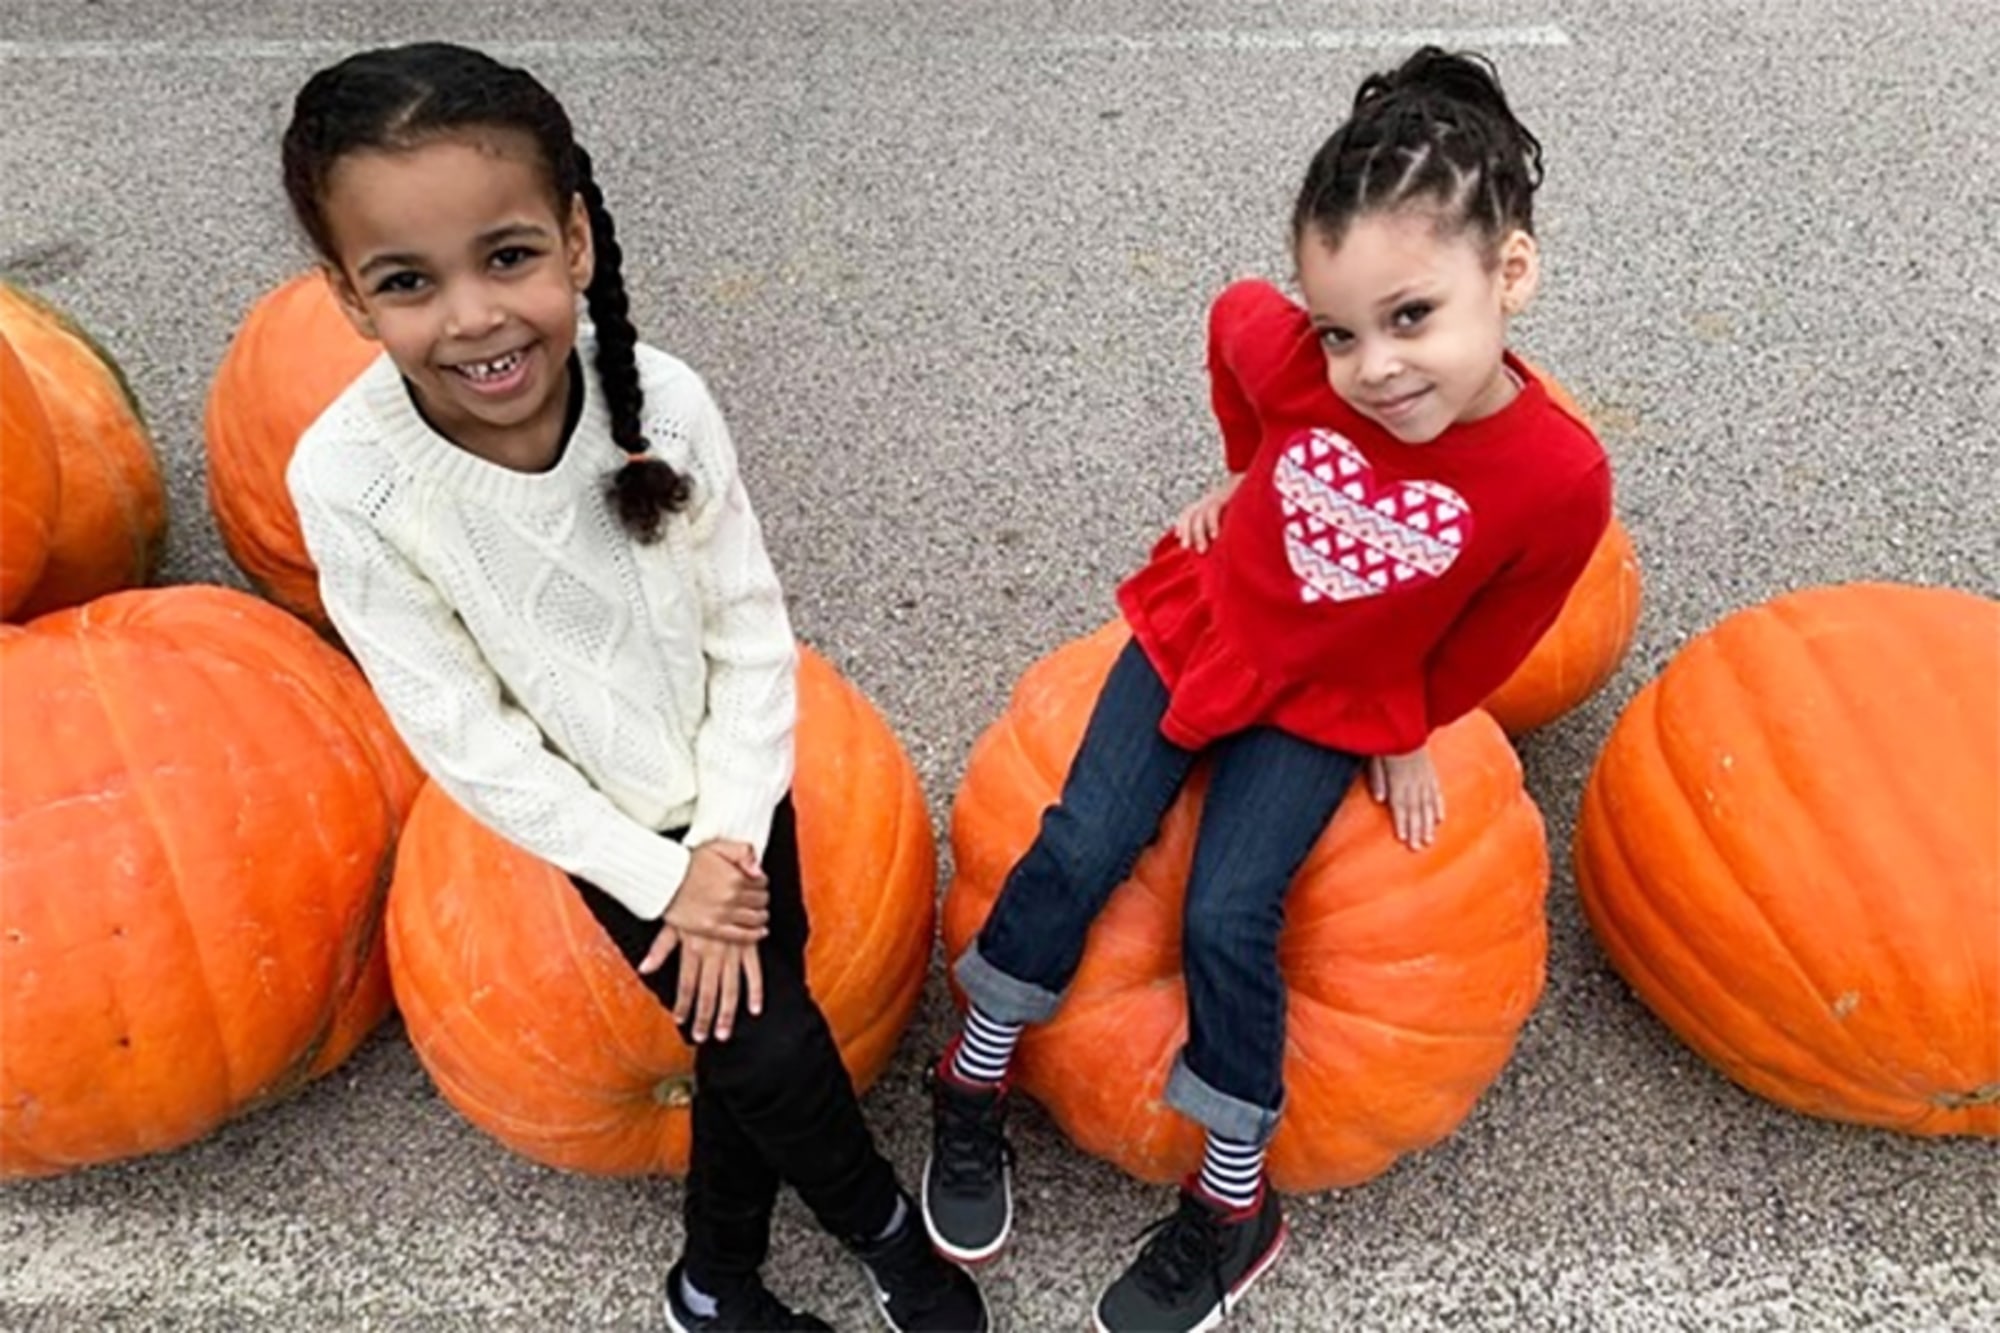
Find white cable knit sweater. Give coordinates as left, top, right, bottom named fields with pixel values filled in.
left=288, top=338, right=797, bottom=921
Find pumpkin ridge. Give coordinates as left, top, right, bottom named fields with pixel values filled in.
left=389, top=802, right=695, bottom=1124
left=74, top=626, right=244, bottom=1116
left=1285, top=986, right=1518, bottom=1048
left=1592, top=798, right=1928, bottom=1129
left=1662, top=633, right=1917, bottom=1094
left=1900, top=594, right=2000, bottom=1113
left=553, top=878, right=681, bottom=1094
left=1772, top=593, right=1994, bottom=1101
left=1580, top=795, right=1816, bottom=1113
left=1718, top=605, right=1976, bottom=1103
left=404, top=931, right=630, bottom=1109
left=1623, top=685, right=1917, bottom=1121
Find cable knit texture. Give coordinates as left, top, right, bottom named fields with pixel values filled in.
left=288, top=334, right=797, bottom=920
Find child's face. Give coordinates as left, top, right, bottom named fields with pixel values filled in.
left=319, top=129, right=592, bottom=467
left=1296, top=209, right=1538, bottom=444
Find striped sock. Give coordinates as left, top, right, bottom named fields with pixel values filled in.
left=949, top=1005, right=1023, bottom=1087
left=1197, top=1132, right=1266, bottom=1212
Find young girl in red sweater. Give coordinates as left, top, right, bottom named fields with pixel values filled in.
left=922, top=46, right=1611, bottom=1333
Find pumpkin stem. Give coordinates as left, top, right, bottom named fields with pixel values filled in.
left=652, top=1076, right=696, bottom=1108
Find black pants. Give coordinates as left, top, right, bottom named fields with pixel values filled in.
left=575, top=796, right=903, bottom=1291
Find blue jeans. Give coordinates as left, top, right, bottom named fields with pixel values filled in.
left=955, top=640, right=1361, bottom=1146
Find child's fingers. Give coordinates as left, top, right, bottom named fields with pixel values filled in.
left=638, top=925, right=678, bottom=976
left=742, top=948, right=764, bottom=1017
left=673, top=950, right=700, bottom=1023
left=714, top=957, right=740, bottom=1041
left=692, top=953, right=724, bottom=1041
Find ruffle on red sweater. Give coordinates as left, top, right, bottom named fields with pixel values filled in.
left=1116, top=536, right=1282, bottom=751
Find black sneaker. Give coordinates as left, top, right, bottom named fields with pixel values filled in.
left=922, top=1056, right=1014, bottom=1263
left=849, top=1195, right=992, bottom=1332
left=663, top=1260, right=833, bottom=1332
left=1092, top=1181, right=1287, bottom=1333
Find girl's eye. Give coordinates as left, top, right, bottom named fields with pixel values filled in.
left=1317, top=327, right=1353, bottom=351
left=1392, top=302, right=1434, bottom=330
left=373, top=271, right=426, bottom=296
left=491, top=245, right=539, bottom=270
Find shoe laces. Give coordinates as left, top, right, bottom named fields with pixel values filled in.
left=1128, top=1192, right=1230, bottom=1309
left=932, top=1071, right=1013, bottom=1193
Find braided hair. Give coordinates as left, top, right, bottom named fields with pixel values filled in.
left=1292, top=46, right=1544, bottom=260
left=281, top=42, right=689, bottom=541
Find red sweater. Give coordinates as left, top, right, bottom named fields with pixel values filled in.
left=1116, top=279, right=1612, bottom=755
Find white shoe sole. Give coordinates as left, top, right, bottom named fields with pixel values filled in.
left=1091, top=1218, right=1289, bottom=1333
left=920, top=1152, right=1014, bottom=1264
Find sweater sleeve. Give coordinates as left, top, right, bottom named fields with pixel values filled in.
left=1423, top=462, right=1614, bottom=732
left=677, top=383, right=799, bottom=858
left=292, top=467, right=692, bottom=921
left=1207, top=286, right=1264, bottom=475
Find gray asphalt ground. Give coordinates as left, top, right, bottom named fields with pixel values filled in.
left=3, top=1, right=1997, bottom=1329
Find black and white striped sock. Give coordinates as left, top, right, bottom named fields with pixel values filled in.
left=1197, top=1132, right=1265, bottom=1211
left=948, top=1005, right=1023, bottom=1087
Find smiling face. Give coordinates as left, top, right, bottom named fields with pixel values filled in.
left=319, top=129, right=593, bottom=468
left=1296, top=208, right=1539, bottom=444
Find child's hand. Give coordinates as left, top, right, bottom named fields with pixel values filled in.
left=670, top=933, right=765, bottom=1041
left=653, top=844, right=770, bottom=956
left=705, top=839, right=764, bottom=882
left=1368, top=745, right=1445, bottom=849
left=1173, top=475, right=1243, bottom=553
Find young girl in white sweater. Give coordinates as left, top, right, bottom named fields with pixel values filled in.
left=282, top=41, right=986, bottom=1333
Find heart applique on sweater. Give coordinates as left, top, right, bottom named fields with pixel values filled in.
left=1273, top=429, right=1472, bottom=604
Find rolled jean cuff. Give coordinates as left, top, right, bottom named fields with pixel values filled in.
left=953, top=941, right=1065, bottom=1025
left=1164, top=1052, right=1284, bottom=1147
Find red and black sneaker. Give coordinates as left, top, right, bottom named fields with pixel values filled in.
left=920, top=1049, right=1014, bottom=1264
left=1092, top=1178, right=1287, bottom=1333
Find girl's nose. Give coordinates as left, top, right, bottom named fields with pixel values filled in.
left=443, top=283, right=504, bottom=339
left=1358, top=342, right=1402, bottom=386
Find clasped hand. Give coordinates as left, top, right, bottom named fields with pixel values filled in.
left=639, top=841, right=769, bottom=1042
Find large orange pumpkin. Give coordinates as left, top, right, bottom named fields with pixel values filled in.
left=386, top=646, right=936, bottom=1175
left=1574, top=582, right=1998, bottom=1135
left=942, top=622, right=1550, bottom=1193
left=205, top=271, right=377, bottom=626
left=0, top=586, right=421, bottom=1178
left=0, top=333, right=61, bottom=618
left=0, top=283, right=166, bottom=619
left=1480, top=356, right=1644, bottom=734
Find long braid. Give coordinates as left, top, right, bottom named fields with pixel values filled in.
left=575, top=147, right=690, bottom=541
left=1292, top=46, right=1544, bottom=255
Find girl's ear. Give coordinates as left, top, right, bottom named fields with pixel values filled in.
left=323, top=264, right=380, bottom=341
left=1497, top=228, right=1541, bottom=316
left=564, top=195, right=595, bottom=292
